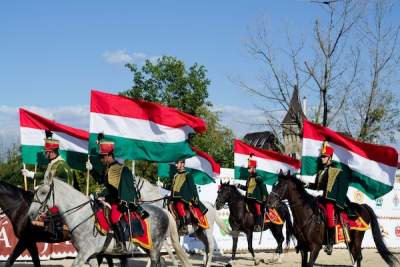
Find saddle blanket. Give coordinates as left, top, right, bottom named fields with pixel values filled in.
left=264, top=208, right=283, bottom=225
left=95, top=209, right=152, bottom=249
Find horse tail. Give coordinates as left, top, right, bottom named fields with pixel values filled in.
left=165, top=210, right=192, bottom=267
left=214, top=211, right=232, bottom=235
left=281, top=203, right=294, bottom=248
left=363, top=204, right=399, bottom=267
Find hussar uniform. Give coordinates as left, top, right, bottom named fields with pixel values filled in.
left=33, top=138, right=75, bottom=186
left=237, top=156, right=268, bottom=231
left=89, top=139, right=147, bottom=254
left=308, top=143, right=350, bottom=254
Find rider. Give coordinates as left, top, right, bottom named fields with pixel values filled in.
left=21, top=132, right=77, bottom=188
left=86, top=138, right=148, bottom=254
left=167, top=159, right=208, bottom=235
left=236, top=154, right=268, bottom=231
left=307, top=141, right=350, bottom=255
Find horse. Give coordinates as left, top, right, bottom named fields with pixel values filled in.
left=266, top=172, right=399, bottom=267
left=215, top=181, right=294, bottom=266
left=135, top=176, right=231, bottom=267
left=27, top=178, right=173, bottom=267
left=0, top=180, right=76, bottom=267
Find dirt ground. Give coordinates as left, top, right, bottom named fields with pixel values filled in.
left=1, top=248, right=399, bottom=266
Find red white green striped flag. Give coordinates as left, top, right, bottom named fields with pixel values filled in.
left=89, top=90, right=206, bottom=162
left=157, top=147, right=220, bottom=185
left=19, top=108, right=89, bottom=170
left=234, top=139, right=301, bottom=185
left=301, top=119, right=398, bottom=199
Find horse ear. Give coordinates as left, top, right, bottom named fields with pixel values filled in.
left=220, top=179, right=222, bottom=185
left=287, top=170, right=291, bottom=175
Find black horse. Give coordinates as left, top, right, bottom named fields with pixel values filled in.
left=215, top=182, right=294, bottom=265
left=0, top=180, right=121, bottom=267
left=267, top=172, right=399, bottom=267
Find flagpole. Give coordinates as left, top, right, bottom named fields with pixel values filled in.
left=33, top=164, right=37, bottom=189
left=86, top=155, right=90, bottom=196
left=22, top=163, right=28, bottom=191
left=132, top=160, right=135, bottom=176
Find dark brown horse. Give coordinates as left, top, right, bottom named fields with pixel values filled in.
left=215, top=182, right=294, bottom=266
left=0, top=180, right=120, bottom=267
left=266, top=172, right=399, bottom=267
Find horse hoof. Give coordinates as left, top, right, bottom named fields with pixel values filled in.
left=254, top=258, right=261, bottom=265
left=225, top=264, right=232, bottom=267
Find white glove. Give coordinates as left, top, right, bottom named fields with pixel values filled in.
left=156, top=180, right=163, bottom=187
left=21, top=169, right=35, bottom=179
left=86, top=160, right=93, bottom=171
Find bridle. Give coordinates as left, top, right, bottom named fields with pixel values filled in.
left=134, top=176, right=168, bottom=204
left=32, top=182, right=94, bottom=233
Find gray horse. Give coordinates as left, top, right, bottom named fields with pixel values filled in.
left=27, top=178, right=181, bottom=267
left=135, top=176, right=231, bottom=267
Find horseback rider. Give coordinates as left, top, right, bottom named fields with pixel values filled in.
left=167, top=159, right=208, bottom=235
left=235, top=154, right=268, bottom=231
left=86, top=138, right=148, bottom=254
left=307, top=142, right=350, bottom=255
left=21, top=132, right=77, bottom=187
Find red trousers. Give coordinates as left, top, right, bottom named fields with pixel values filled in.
left=254, top=202, right=261, bottom=216
left=111, top=204, right=122, bottom=224
left=325, top=201, right=335, bottom=228
left=175, top=201, right=187, bottom=218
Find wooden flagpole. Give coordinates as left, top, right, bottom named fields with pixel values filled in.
left=22, top=163, right=28, bottom=191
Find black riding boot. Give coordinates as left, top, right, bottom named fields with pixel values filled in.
left=178, top=216, right=189, bottom=235
left=112, top=222, right=128, bottom=255
left=324, top=227, right=335, bottom=255
left=254, top=215, right=262, bottom=232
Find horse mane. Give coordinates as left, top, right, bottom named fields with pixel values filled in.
left=0, top=180, right=32, bottom=202
left=288, top=175, right=319, bottom=213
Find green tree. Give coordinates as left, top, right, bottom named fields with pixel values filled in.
left=123, top=56, right=211, bottom=115
left=121, top=56, right=234, bottom=178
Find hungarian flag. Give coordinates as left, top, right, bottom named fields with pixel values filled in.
left=89, top=90, right=206, bottom=162
left=158, top=147, right=220, bottom=185
left=301, top=119, right=398, bottom=199
left=234, top=139, right=301, bottom=184
left=19, top=108, right=89, bottom=170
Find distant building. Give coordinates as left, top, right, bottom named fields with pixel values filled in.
left=280, top=86, right=306, bottom=159
left=243, top=131, right=282, bottom=152
left=242, top=86, right=305, bottom=157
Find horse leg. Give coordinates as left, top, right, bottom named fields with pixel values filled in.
left=5, top=238, right=31, bottom=267
left=307, top=247, right=320, bottom=267
left=87, top=257, right=100, bottom=267
left=300, top=250, right=308, bottom=267
left=270, top=224, right=284, bottom=263
left=350, top=231, right=364, bottom=267
left=229, top=233, right=239, bottom=266
left=195, top=230, right=210, bottom=267
left=26, top=239, right=41, bottom=267
left=119, top=256, right=128, bottom=267
left=245, top=231, right=260, bottom=265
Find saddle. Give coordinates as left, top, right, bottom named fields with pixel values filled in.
left=94, top=205, right=153, bottom=249
left=317, top=199, right=369, bottom=244
left=168, top=202, right=209, bottom=230
left=31, top=210, right=70, bottom=242
left=244, top=203, right=283, bottom=226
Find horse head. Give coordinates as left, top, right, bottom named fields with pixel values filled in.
left=267, top=170, right=292, bottom=208
left=215, top=180, right=235, bottom=210
left=28, top=182, right=53, bottom=220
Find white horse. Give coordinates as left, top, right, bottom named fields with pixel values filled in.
left=28, top=179, right=190, bottom=267
left=136, top=176, right=231, bottom=267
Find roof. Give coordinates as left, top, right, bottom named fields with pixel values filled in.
left=281, top=86, right=306, bottom=125
left=243, top=131, right=282, bottom=152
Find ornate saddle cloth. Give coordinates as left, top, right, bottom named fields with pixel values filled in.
left=318, top=203, right=369, bottom=244
left=95, top=208, right=152, bottom=249
left=264, top=208, right=284, bottom=225
left=169, top=203, right=209, bottom=229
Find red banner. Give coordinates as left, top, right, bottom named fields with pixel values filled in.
left=0, top=215, right=76, bottom=261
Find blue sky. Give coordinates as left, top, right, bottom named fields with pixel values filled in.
left=0, top=1, right=399, bottom=149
